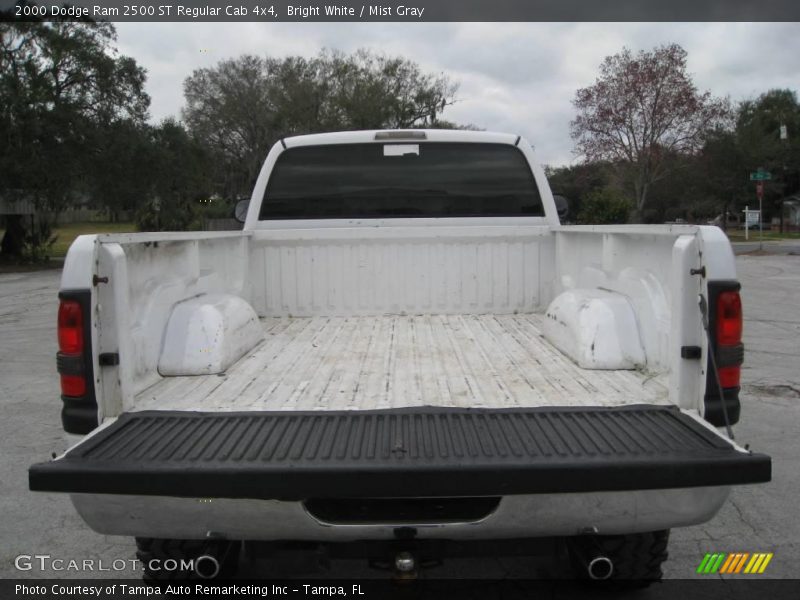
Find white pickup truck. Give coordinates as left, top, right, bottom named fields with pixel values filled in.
left=30, top=129, right=770, bottom=583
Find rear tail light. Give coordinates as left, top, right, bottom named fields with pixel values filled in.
left=704, top=284, right=743, bottom=427
left=60, top=374, right=87, bottom=397
left=57, top=299, right=85, bottom=398
left=56, top=292, right=97, bottom=433
left=58, top=300, right=84, bottom=354
left=717, top=366, right=741, bottom=388
left=716, top=291, right=742, bottom=346
left=715, top=290, right=743, bottom=389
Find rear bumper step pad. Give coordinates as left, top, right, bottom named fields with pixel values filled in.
left=29, top=406, right=770, bottom=500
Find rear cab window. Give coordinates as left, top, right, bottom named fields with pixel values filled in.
left=259, top=142, right=543, bottom=220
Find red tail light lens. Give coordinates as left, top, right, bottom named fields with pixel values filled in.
left=717, top=366, right=741, bottom=388
left=58, top=299, right=87, bottom=398
left=60, top=374, right=86, bottom=397
left=715, top=290, right=742, bottom=390
left=716, top=291, right=742, bottom=346
left=58, top=300, right=83, bottom=354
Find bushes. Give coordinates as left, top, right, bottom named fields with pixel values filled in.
left=0, top=216, right=57, bottom=264
left=577, top=188, right=632, bottom=224
left=21, top=219, right=58, bottom=263
left=134, top=197, right=202, bottom=232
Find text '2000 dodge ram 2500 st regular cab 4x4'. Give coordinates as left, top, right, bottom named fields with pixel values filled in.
left=30, top=129, right=770, bottom=583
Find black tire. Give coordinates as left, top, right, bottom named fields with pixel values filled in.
left=567, top=529, right=670, bottom=587
left=135, top=537, right=241, bottom=582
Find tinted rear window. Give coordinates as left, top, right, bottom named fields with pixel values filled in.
left=259, top=142, right=543, bottom=220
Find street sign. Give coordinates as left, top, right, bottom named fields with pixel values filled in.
left=750, top=170, right=772, bottom=181
left=744, top=209, right=760, bottom=226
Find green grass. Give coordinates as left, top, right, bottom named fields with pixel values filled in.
left=726, top=230, right=800, bottom=242
left=51, top=221, right=138, bottom=257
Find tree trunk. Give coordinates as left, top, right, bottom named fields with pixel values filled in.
left=1, top=215, right=26, bottom=257
left=638, top=183, right=649, bottom=223
left=630, top=179, right=648, bottom=223
left=722, top=199, right=730, bottom=232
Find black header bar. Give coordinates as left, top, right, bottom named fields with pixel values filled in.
left=4, top=0, right=800, bottom=22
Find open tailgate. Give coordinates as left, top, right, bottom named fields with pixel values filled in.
left=30, top=405, right=770, bottom=500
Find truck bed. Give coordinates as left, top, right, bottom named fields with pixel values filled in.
left=135, top=313, right=668, bottom=413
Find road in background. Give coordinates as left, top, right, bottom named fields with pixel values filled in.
left=1, top=256, right=798, bottom=588
left=733, top=241, right=800, bottom=255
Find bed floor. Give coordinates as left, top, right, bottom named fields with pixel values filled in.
left=134, top=314, right=669, bottom=412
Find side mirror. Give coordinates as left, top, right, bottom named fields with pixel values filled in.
left=234, top=199, right=250, bottom=223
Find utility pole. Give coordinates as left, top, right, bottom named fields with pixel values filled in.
left=780, top=123, right=788, bottom=234
left=758, top=181, right=764, bottom=251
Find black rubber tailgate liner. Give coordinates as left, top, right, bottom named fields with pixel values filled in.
left=29, top=406, right=770, bottom=500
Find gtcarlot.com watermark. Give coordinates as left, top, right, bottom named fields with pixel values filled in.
left=14, top=553, right=194, bottom=574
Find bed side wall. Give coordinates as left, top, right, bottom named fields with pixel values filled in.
left=95, top=233, right=251, bottom=416
left=553, top=225, right=709, bottom=410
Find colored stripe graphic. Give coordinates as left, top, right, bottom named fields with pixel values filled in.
left=721, top=553, right=739, bottom=574
left=727, top=553, right=745, bottom=573
left=744, top=553, right=774, bottom=574
left=708, top=553, right=726, bottom=573
left=700, top=552, right=773, bottom=575
left=758, top=553, right=773, bottom=573
left=701, top=553, right=718, bottom=573
left=697, top=553, right=712, bottom=574
left=734, top=553, right=749, bottom=573
left=745, top=554, right=761, bottom=573
left=720, top=553, right=737, bottom=574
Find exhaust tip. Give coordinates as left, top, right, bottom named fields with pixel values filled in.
left=394, top=551, right=416, bottom=573
left=195, top=554, right=221, bottom=579
left=587, top=556, right=614, bottom=580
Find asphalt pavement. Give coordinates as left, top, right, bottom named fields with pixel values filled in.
left=1, top=255, right=799, bottom=592
left=733, top=240, right=800, bottom=255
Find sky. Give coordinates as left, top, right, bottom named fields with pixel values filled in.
left=115, top=22, right=800, bottom=167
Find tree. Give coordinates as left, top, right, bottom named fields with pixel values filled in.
left=695, top=129, right=749, bottom=227
left=577, top=188, right=631, bottom=224
left=0, top=17, right=149, bottom=254
left=182, top=54, right=278, bottom=201
left=641, top=149, right=708, bottom=223
left=182, top=49, right=460, bottom=201
left=135, top=119, right=213, bottom=232
left=735, top=89, right=800, bottom=230
left=317, top=49, right=457, bottom=130
left=570, top=44, right=731, bottom=222
left=87, top=119, right=153, bottom=222
left=545, top=161, right=614, bottom=220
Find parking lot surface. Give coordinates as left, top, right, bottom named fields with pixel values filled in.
left=1, top=255, right=798, bottom=589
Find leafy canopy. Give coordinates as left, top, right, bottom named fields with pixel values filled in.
left=182, top=49, right=460, bottom=200
left=570, top=44, right=731, bottom=219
